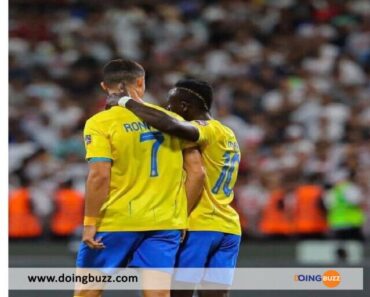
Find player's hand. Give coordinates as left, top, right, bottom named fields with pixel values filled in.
left=127, top=89, right=145, bottom=103
left=105, top=92, right=127, bottom=109
left=105, top=82, right=130, bottom=109
left=82, top=225, right=105, bottom=249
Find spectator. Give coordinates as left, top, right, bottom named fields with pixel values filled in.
left=325, top=170, right=366, bottom=240
left=293, top=174, right=328, bottom=238
left=50, top=180, right=84, bottom=238
left=259, top=172, right=294, bottom=239
left=9, top=178, right=42, bottom=239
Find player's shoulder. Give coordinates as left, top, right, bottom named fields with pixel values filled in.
left=86, top=106, right=128, bottom=125
left=193, top=119, right=230, bottom=133
left=210, top=120, right=238, bottom=140
left=144, top=103, right=184, bottom=120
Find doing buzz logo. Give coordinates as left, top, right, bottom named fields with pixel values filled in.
left=294, top=270, right=341, bottom=288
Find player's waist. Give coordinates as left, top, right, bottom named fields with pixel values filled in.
left=187, top=211, right=241, bottom=235
left=97, top=224, right=188, bottom=232
left=187, top=219, right=241, bottom=235
left=96, top=216, right=188, bottom=232
left=191, top=194, right=239, bottom=219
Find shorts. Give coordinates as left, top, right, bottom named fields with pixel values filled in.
left=76, top=230, right=181, bottom=273
left=174, top=231, right=240, bottom=285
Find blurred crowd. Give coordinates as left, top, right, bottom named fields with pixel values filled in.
left=9, top=0, right=370, bottom=239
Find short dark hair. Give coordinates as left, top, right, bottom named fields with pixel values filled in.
left=103, top=59, right=145, bottom=85
left=175, top=79, right=213, bottom=111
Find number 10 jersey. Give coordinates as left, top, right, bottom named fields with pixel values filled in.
left=189, top=120, right=241, bottom=235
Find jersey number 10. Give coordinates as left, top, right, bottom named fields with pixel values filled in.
left=140, top=131, right=164, bottom=177
left=211, top=152, right=240, bottom=197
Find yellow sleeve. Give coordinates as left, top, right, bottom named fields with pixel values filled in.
left=191, top=120, right=214, bottom=145
left=84, top=118, right=113, bottom=162
left=143, top=103, right=201, bottom=149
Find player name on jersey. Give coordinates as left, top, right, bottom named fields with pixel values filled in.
left=123, top=121, right=151, bottom=133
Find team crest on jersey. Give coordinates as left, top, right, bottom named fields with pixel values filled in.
left=195, top=120, right=208, bottom=126
left=84, top=135, right=92, bottom=145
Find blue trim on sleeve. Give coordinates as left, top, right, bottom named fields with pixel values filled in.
left=87, top=157, right=113, bottom=163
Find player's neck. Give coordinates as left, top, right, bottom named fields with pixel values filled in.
left=189, top=112, right=212, bottom=121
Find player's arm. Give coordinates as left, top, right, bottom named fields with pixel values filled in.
left=85, top=161, right=111, bottom=219
left=121, top=98, right=200, bottom=142
left=82, top=119, right=113, bottom=249
left=83, top=161, right=111, bottom=249
left=183, top=147, right=205, bottom=214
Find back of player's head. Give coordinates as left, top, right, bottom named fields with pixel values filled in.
left=174, top=79, right=213, bottom=111
left=103, top=59, right=145, bottom=86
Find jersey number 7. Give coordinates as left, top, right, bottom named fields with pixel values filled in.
left=140, top=131, right=165, bottom=177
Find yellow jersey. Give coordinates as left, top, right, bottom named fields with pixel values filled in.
left=189, top=120, right=241, bottom=235
left=83, top=105, right=188, bottom=232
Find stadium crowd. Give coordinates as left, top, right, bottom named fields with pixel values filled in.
left=9, top=0, right=370, bottom=239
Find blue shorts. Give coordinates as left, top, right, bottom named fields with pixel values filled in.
left=174, top=231, right=241, bottom=285
left=76, top=230, right=181, bottom=273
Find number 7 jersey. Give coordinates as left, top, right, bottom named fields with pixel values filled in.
left=83, top=105, right=189, bottom=232
left=189, top=120, right=241, bottom=235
